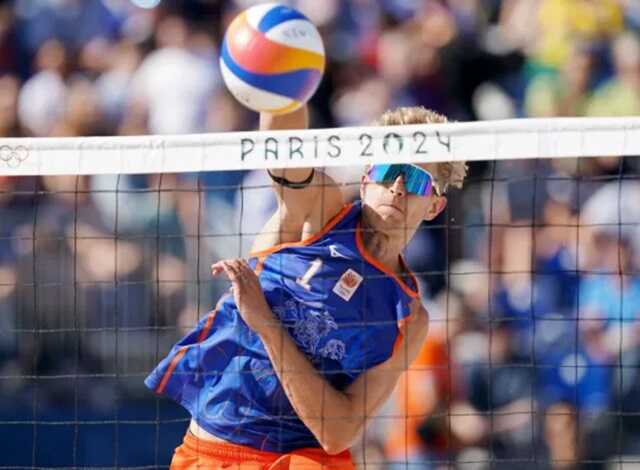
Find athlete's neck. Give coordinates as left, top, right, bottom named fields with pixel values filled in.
left=359, top=211, right=405, bottom=274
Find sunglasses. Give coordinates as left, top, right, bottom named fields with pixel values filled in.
left=367, top=164, right=435, bottom=197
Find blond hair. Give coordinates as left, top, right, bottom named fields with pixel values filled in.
left=376, top=106, right=468, bottom=195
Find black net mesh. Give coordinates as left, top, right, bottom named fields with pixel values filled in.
left=1, top=155, right=640, bottom=469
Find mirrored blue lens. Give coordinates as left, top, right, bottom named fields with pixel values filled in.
left=367, top=164, right=433, bottom=196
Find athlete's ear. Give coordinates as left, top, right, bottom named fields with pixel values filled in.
left=424, top=195, right=447, bottom=221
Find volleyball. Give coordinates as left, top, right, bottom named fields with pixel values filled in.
left=220, top=3, right=326, bottom=114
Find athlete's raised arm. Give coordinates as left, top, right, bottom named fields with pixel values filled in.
left=251, top=107, right=345, bottom=253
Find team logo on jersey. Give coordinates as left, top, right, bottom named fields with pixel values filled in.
left=273, top=300, right=339, bottom=357
left=293, top=309, right=338, bottom=355
left=332, top=269, right=363, bottom=301
left=319, top=339, right=346, bottom=361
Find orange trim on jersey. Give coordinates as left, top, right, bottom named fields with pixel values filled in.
left=197, top=310, right=218, bottom=343
left=156, top=346, right=188, bottom=394
left=392, top=315, right=413, bottom=356
left=249, top=203, right=354, bottom=258
left=354, top=221, right=419, bottom=299
left=155, top=258, right=268, bottom=395
left=392, top=334, right=404, bottom=356
left=155, top=293, right=233, bottom=395
left=254, top=257, right=266, bottom=276
left=156, top=306, right=219, bottom=394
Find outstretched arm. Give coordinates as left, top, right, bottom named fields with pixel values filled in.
left=212, top=259, right=429, bottom=454
left=252, top=107, right=344, bottom=253
left=260, top=107, right=312, bottom=185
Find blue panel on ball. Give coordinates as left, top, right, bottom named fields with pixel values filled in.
left=257, top=5, right=307, bottom=33
left=221, top=39, right=320, bottom=101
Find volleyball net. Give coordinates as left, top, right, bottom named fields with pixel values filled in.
left=1, top=117, right=640, bottom=469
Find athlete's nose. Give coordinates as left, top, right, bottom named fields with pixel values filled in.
left=389, top=175, right=406, bottom=197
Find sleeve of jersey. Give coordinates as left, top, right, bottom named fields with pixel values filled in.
left=144, top=313, right=213, bottom=403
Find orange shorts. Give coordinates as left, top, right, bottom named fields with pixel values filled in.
left=170, top=432, right=355, bottom=470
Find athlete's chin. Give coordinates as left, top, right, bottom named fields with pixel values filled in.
left=373, top=206, right=406, bottom=224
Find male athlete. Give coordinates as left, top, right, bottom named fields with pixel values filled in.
left=145, top=105, right=467, bottom=469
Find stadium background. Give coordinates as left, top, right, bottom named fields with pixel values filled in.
left=1, top=0, right=640, bottom=468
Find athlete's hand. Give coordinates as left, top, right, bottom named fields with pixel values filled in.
left=211, top=259, right=275, bottom=334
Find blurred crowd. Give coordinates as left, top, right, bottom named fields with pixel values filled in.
left=0, top=0, right=640, bottom=468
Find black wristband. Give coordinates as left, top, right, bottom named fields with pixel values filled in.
left=267, top=169, right=315, bottom=189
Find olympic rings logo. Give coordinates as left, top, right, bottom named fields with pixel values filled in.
left=0, top=145, right=29, bottom=168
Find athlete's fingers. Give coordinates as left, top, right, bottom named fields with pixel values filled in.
left=217, top=260, right=259, bottom=299
left=214, top=259, right=239, bottom=273
left=235, top=260, right=256, bottom=282
left=212, top=260, right=237, bottom=279
left=211, top=261, right=226, bottom=277
left=235, top=260, right=254, bottom=279
left=219, top=260, right=241, bottom=282
left=225, top=259, right=245, bottom=280
left=239, top=259, right=254, bottom=273
left=229, top=259, right=244, bottom=270
left=239, top=263, right=261, bottom=290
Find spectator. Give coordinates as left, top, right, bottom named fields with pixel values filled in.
left=0, top=74, right=22, bottom=136
left=462, top=323, right=535, bottom=466
left=586, top=31, right=640, bottom=117
left=95, top=39, right=142, bottom=132
left=129, top=15, right=218, bottom=134
left=17, top=38, right=66, bottom=136
left=528, top=0, right=624, bottom=72
left=525, top=41, right=594, bottom=117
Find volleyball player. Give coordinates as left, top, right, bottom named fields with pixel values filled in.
left=145, top=105, right=467, bottom=469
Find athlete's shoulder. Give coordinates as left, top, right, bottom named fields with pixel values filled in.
left=303, top=201, right=360, bottom=243
left=329, top=200, right=361, bottom=227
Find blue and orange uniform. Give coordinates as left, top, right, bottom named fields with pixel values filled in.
left=145, top=201, right=419, bottom=467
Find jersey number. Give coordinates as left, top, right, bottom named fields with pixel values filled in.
left=296, top=258, right=323, bottom=291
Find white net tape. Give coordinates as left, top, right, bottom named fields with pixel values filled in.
left=1, top=117, right=639, bottom=175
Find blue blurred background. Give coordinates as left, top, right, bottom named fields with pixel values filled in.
left=0, top=0, right=640, bottom=468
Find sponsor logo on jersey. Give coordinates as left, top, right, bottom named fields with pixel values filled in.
left=332, top=269, right=363, bottom=301
left=329, top=244, right=350, bottom=259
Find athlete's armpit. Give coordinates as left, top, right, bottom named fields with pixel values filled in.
left=251, top=170, right=345, bottom=252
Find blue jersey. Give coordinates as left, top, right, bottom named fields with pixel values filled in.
left=144, top=202, right=419, bottom=453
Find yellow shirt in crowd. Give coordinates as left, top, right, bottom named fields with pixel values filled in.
left=535, top=0, right=624, bottom=68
